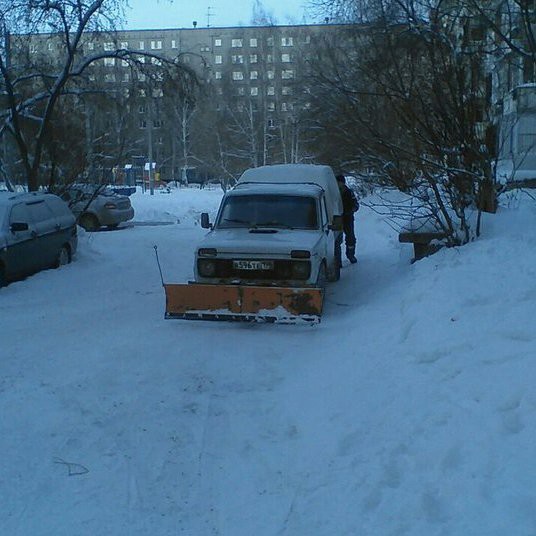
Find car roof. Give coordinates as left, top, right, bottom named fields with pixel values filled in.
left=0, top=191, right=56, bottom=207
left=229, top=182, right=323, bottom=197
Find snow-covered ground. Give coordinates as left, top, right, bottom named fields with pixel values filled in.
left=1, top=186, right=536, bottom=535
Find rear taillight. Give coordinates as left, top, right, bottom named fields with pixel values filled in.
left=104, top=202, right=117, bottom=209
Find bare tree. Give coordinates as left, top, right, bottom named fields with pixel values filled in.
left=305, top=1, right=500, bottom=243
left=0, top=0, right=195, bottom=191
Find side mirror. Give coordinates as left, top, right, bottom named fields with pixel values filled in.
left=329, top=215, right=343, bottom=232
left=10, top=222, right=29, bottom=232
left=200, top=212, right=211, bottom=229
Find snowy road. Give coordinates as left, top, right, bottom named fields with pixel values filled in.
left=2, top=188, right=536, bottom=535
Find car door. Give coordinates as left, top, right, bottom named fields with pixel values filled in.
left=26, top=199, right=59, bottom=269
left=4, top=202, right=39, bottom=278
left=320, top=195, right=336, bottom=265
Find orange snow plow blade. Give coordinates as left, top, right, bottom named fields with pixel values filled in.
left=164, top=283, right=323, bottom=323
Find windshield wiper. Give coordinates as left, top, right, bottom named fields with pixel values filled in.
left=223, top=218, right=251, bottom=225
left=254, top=221, right=294, bottom=229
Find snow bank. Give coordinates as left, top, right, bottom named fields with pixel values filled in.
left=1, top=188, right=536, bottom=535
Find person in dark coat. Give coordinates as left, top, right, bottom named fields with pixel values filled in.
left=336, top=174, right=359, bottom=264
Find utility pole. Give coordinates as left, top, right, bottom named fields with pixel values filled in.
left=147, top=97, right=154, bottom=195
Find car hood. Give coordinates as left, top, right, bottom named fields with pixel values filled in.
left=197, top=228, right=323, bottom=256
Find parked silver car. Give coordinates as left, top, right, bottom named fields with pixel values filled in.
left=61, top=184, right=134, bottom=231
left=0, top=191, right=77, bottom=287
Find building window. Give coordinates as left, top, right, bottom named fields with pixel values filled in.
left=89, top=74, right=96, bottom=81
left=281, top=37, right=294, bottom=47
left=138, top=56, right=145, bottom=64
left=250, top=38, right=258, bottom=47
left=105, top=73, right=116, bottom=82
left=200, top=45, right=210, bottom=52
left=519, top=133, right=536, bottom=153
left=151, top=40, right=162, bottom=50
left=153, top=120, right=163, bottom=128
left=303, top=35, right=311, bottom=44
left=139, top=105, right=146, bottom=113
left=214, top=38, right=222, bottom=47
left=281, top=53, right=291, bottom=63
left=267, top=118, right=275, bottom=128
left=121, top=59, right=129, bottom=67
left=267, top=54, right=273, bottom=63
left=232, top=55, right=244, bottom=64
left=267, top=70, right=275, bottom=80
left=139, top=119, right=147, bottom=129
left=139, top=41, right=145, bottom=50
left=153, top=88, right=164, bottom=98
left=281, top=102, right=293, bottom=111
left=282, top=69, right=294, bottom=79
left=267, top=86, right=275, bottom=96
left=215, top=71, right=222, bottom=79
left=151, top=57, right=162, bottom=66
left=120, top=41, right=128, bottom=49
left=251, top=87, right=258, bottom=96
left=249, top=54, right=258, bottom=63
left=215, top=55, right=223, bottom=64
left=217, top=87, right=223, bottom=95
left=139, top=89, right=146, bottom=97
left=282, top=86, right=292, bottom=95
left=47, top=42, right=54, bottom=51
left=232, top=71, right=244, bottom=80
left=29, top=44, right=37, bottom=54
left=267, top=36, right=274, bottom=46
left=171, top=40, right=177, bottom=49
left=86, top=42, right=95, bottom=51
left=250, top=71, right=258, bottom=80
left=104, top=57, right=115, bottom=67
left=123, top=72, right=130, bottom=82
left=138, top=73, right=146, bottom=82
left=104, top=42, right=114, bottom=51
left=231, top=38, right=243, bottom=47
left=237, top=87, right=245, bottom=96
left=267, top=102, right=275, bottom=112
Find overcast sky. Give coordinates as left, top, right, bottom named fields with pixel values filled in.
left=123, top=0, right=317, bottom=30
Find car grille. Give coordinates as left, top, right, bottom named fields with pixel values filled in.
left=199, top=259, right=310, bottom=280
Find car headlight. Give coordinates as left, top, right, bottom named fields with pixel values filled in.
left=198, top=259, right=216, bottom=277
left=291, top=261, right=311, bottom=279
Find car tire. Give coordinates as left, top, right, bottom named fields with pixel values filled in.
left=55, top=246, right=71, bottom=268
left=79, top=213, right=100, bottom=232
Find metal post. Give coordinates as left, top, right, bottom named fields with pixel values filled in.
left=148, top=97, right=154, bottom=195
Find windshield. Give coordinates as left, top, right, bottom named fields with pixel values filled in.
left=217, top=194, right=318, bottom=230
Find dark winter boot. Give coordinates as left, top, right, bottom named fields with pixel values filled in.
left=346, top=246, right=357, bottom=264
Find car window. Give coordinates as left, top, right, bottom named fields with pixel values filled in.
left=217, top=194, right=319, bottom=230
left=27, top=200, right=56, bottom=224
left=45, top=196, right=73, bottom=218
left=9, top=203, right=32, bottom=224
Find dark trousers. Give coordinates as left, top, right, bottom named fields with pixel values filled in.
left=343, top=214, right=356, bottom=250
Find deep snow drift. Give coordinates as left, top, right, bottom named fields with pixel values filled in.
left=1, top=186, right=535, bottom=535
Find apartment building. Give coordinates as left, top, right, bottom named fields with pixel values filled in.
left=21, top=23, right=342, bottom=181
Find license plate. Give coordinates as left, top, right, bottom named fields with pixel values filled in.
left=233, top=260, right=274, bottom=271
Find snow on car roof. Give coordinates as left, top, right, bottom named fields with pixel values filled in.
left=238, top=164, right=335, bottom=184
left=0, top=191, right=53, bottom=207
left=230, top=182, right=323, bottom=197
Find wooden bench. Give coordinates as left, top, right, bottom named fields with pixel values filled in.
left=398, top=231, right=448, bottom=261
